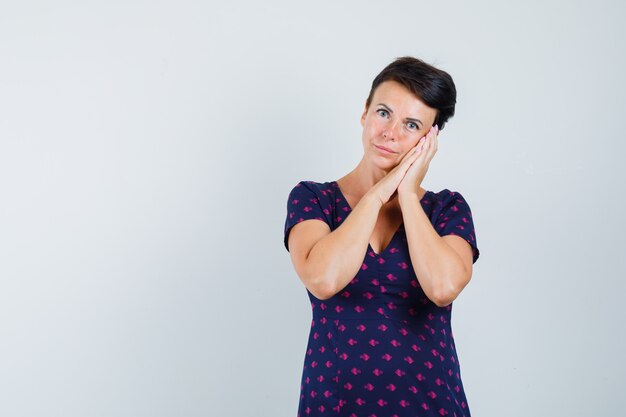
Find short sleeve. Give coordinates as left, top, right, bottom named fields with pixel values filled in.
left=435, top=191, right=480, bottom=264
left=283, top=181, right=331, bottom=252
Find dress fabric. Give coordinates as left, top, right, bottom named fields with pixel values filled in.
left=284, top=180, right=480, bottom=417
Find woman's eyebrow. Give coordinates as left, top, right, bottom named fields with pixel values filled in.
left=377, top=103, right=423, bottom=128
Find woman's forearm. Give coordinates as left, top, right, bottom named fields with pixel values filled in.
left=305, top=192, right=383, bottom=300
left=398, top=193, right=466, bottom=306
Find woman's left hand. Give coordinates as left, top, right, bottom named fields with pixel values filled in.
left=397, top=124, right=439, bottom=198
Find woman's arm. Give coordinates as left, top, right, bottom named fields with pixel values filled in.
left=398, top=193, right=473, bottom=307
left=288, top=192, right=383, bottom=300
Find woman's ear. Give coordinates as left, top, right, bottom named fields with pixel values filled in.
left=360, top=104, right=368, bottom=127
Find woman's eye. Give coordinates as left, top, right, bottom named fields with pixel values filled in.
left=377, top=109, right=389, bottom=118
left=407, top=122, right=418, bottom=130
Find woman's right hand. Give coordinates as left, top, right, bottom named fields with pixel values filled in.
left=366, top=138, right=426, bottom=206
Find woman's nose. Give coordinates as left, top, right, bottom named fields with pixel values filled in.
left=383, top=120, right=400, bottom=140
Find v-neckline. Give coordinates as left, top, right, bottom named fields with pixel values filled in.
left=332, top=180, right=430, bottom=257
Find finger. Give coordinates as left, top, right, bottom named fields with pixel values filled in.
left=398, top=138, right=423, bottom=163
left=409, top=137, right=425, bottom=155
left=425, top=127, right=436, bottom=151
left=414, top=136, right=427, bottom=153
left=392, top=145, right=422, bottom=174
left=423, top=132, right=436, bottom=160
left=414, top=137, right=426, bottom=153
left=398, top=141, right=425, bottom=175
left=429, top=126, right=439, bottom=152
left=417, top=127, right=432, bottom=151
left=407, top=139, right=426, bottom=162
left=398, top=143, right=418, bottom=164
left=424, top=137, right=433, bottom=159
left=406, top=145, right=425, bottom=168
left=413, top=137, right=432, bottom=163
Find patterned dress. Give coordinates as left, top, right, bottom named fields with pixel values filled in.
left=284, top=180, right=480, bottom=417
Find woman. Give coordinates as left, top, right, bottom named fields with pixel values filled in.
left=283, top=56, right=480, bottom=417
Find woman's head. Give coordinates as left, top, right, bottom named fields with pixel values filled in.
left=358, top=56, right=456, bottom=172
left=365, top=56, right=456, bottom=131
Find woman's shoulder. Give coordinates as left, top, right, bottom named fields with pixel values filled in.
left=290, top=180, right=336, bottom=197
left=287, top=180, right=340, bottom=215
left=426, top=188, right=476, bottom=213
left=428, top=188, right=469, bottom=201
left=426, top=189, right=478, bottom=224
left=296, top=179, right=329, bottom=188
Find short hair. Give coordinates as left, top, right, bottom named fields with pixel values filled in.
left=365, top=56, right=457, bottom=131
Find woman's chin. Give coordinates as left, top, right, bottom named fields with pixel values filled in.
left=370, top=158, right=398, bottom=172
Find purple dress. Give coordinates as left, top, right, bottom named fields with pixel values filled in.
left=284, top=180, right=480, bottom=417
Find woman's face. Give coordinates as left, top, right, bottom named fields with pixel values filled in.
left=360, top=80, right=438, bottom=169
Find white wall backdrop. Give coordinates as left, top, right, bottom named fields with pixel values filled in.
left=1, top=1, right=624, bottom=416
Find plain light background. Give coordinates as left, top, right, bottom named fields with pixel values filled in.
left=1, top=1, right=624, bottom=416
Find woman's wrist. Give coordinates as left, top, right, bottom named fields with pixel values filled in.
left=398, top=191, right=420, bottom=206
left=363, top=189, right=385, bottom=209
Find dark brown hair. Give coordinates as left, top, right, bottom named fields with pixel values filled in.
left=365, top=56, right=457, bottom=131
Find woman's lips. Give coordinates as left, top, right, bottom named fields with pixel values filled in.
left=374, top=144, right=396, bottom=154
